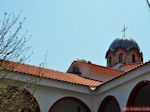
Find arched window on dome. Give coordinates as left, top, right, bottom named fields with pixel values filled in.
left=132, top=54, right=136, bottom=62
left=119, top=53, right=123, bottom=63
left=109, top=56, right=111, bottom=65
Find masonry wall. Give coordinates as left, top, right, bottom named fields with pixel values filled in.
left=106, top=48, right=143, bottom=67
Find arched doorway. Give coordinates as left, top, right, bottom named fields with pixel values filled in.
left=49, top=97, right=91, bottom=112
left=127, top=81, right=150, bottom=106
left=98, top=96, right=121, bottom=112
left=0, top=86, right=40, bottom=112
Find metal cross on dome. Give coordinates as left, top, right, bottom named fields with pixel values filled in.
left=122, top=25, right=127, bottom=37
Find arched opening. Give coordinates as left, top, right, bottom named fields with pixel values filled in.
left=98, top=96, right=121, bottom=112
left=49, top=97, right=91, bottom=112
left=0, top=86, right=40, bottom=112
left=127, top=81, right=150, bottom=106
left=119, top=53, right=123, bottom=63
left=132, top=54, right=136, bottom=63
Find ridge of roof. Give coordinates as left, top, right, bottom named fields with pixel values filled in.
left=2, top=61, right=102, bottom=87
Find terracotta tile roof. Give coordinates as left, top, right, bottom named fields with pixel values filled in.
left=72, top=60, right=123, bottom=76
left=2, top=61, right=102, bottom=87
left=2, top=60, right=146, bottom=88
left=120, top=63, right=141, bottom=71
left=99, top=61, right=148, bottom=86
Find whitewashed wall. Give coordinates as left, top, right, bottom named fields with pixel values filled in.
left=1, top=63, right=150, bottom=112
left=96, top=63, right=150, bottom=112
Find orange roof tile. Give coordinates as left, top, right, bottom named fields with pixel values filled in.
left=3, top=61, right=102, bottom=87
left=73, top=60, right=123, bottom=76
left=120, top=63, right=141, bottom=71
left=99, top=62, right=148, bottom=86
left=2, top=60, right=146, bottom=88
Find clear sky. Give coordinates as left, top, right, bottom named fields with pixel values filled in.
left=1, top=0, right=150, bottom=72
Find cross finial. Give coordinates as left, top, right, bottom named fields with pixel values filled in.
left=122, top=25, right=127, bottom=37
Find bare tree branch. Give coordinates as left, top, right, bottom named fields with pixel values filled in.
left=147, top=0, right=150, bottom=7
left=0, top=11, right=31, bottom=64
left=0, top=11, right=41, bottom=112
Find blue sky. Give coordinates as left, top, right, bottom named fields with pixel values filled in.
left=1, top=0, right=150, bottom=72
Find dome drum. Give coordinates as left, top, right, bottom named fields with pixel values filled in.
left=106, top=47, right=143, bottom=58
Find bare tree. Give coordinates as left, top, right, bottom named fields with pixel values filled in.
left=0, top=11, right=31, bottom=62
left=0, top=12, right=41, bottom=112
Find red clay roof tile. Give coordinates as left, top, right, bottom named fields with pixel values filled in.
left=73, top=60, right=123, bottom=76
left=99, top=62, right=148, bottom=86
left=120, top=63, right=141, bottom=71
left=3, top=61, right=102, bottom=87
left=3, top=60, right=146, bottom=88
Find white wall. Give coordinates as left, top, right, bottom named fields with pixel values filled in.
left=34, top=85, right=95, bottom=112
left=1, top=63, right=150, bottom=112
left=95, top=64, right=150, bottom=112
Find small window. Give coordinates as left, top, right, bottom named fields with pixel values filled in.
left=69, top=66, right=81, bottom=75
left=132, top=54, right=136, bottom=62
left=119, top=53, right=123, bottom=63
left=109, top=56, right=111, bottom=65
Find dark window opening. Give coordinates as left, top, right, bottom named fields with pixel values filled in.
left=69, top=66, right=81, bottom=75
left=98, top=96, right=121, bottom=112
left=132, top=54, right=136, bottom=62
left=77, top=106, right=81, bottom=112
left=109, top=56, right=111, bottom=65
left=119, top=53, right=123, bottom=63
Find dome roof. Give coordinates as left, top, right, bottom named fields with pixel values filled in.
left=108, top=37, right=140, bottom=52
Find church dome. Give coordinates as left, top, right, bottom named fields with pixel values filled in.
left=108, top=37, right=140, bottom=52
left=106, top=37, right=143, bottom=68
